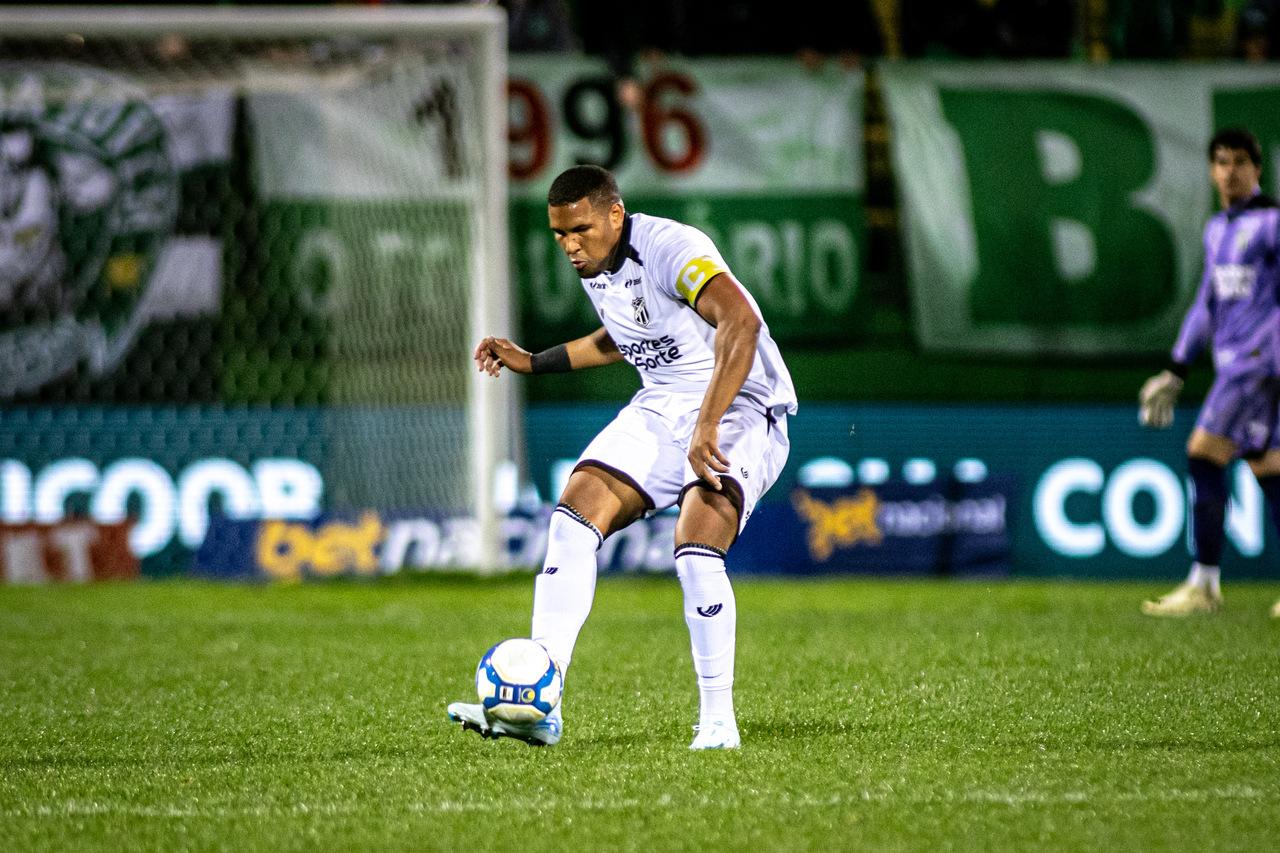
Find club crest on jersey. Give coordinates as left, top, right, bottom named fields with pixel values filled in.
left=631, top=295, right=650, bottom=327
left=1235, top=221, right=1258, bottom=254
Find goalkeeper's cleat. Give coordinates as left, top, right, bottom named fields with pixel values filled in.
left=1140, top=582, right=1223, bottom=617
left=689, top=718, right=741, bottom=750
left=446, top=701, right=562, bottom=747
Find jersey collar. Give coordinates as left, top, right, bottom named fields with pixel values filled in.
left=1227, top=189, right=1278, bottom=218
left=604, top=214, right=642, bottom=275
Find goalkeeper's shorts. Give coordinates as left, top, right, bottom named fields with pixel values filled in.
left=572, top=387, right=789, bottom=533
left=1196, top=370, right=1280, bottom=457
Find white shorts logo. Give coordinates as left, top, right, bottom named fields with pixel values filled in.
left=1247, top=420, right=1268, bottom=445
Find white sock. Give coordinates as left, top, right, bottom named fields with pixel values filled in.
left=1187, top=562, right=1221, bottom=596
left=675, top=543, right=737, bottom=726
left=531, top=505, right=602, bottom=678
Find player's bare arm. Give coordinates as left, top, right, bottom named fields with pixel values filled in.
left=688, top=272, right=762, bottom=489
left=474, top=327, right=622, bottom=377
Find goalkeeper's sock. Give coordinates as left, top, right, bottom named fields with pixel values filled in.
left=1188, top=457, right=1227, bottom=569
left=531, top=504, right=602, bottom=677
left=1186, top=562, right=1221, bottom=597
left=675, top=543, right=736, bottom=725
left=1258, top=475, right=1280, bottom=542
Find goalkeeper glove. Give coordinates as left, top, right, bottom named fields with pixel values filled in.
left=1138, top=369, right=1184, bottom=428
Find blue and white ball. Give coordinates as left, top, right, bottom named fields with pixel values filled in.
left=476, top=638, right=562, bottom=724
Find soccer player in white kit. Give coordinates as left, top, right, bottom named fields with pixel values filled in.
left=448, top=165, right=796, bottom=749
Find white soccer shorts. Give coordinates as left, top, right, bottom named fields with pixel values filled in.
left=574, top=388, right=790, bottom=531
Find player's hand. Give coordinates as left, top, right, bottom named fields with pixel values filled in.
left=688, top=422, right=730, bottom=490
left=473, top=336, right=532, bottom=377
left=1138, top=369, right=1184, bottom=428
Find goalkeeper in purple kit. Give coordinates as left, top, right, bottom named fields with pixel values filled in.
left=1139, top=128, right=1280, bottom=617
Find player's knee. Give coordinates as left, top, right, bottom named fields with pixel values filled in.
left=1248, top=456, right=1280, bottom=479
left=1187, top=430, right=1235, bottom=466
left=559, top=466, right=610, bottom=508
left=559, top=464, right=647, bottom=534
left=676, top=487, right=740, bottom=548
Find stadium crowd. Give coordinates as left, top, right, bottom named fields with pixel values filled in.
left=3, top=1, right=1277, bottom=62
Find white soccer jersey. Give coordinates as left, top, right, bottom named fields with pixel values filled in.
left=579, top=213, right=797, bottom=415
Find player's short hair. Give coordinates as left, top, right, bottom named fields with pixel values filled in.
left=547, top=165, right=622, bottom=210
left=1208, top=128, right=1262, bottom=166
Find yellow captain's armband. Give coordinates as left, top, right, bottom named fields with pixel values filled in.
left=675, top=256, right=727, bottom=305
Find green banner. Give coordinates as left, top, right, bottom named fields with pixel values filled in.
left=239, top=55, right=481, bottom=406
left=0, top=62, right=229, bottom=400
left=880, top=63, right=1280, bottom=356
left=508, top=57, right=865, bottom=348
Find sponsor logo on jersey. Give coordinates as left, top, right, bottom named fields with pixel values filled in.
left=675, top=255, right=727, bottom=304
left=542, top=566, right=559, bottom=575
left=1212, top=264, right=1255, bottom=300
left=631, top=295, right=650, bottom=327
left=0, top=63, right=178, bottom=398
left=617, top=335, right=682, bottom=370
left=624, top=277, right=641, bottom=288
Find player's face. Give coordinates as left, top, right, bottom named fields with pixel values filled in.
left=548, top=197, right=625, bottom=278
left=1210, top=146, right=1262, bottom=207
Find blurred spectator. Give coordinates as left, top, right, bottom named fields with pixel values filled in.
left=1182, top=0, right=1240, bottom=59
left=1107, top=0, right=1197, bottom=58
left=900, top=0, right=998, bottom=57
left=992, top=0, right=1076, bottom=57
left=902, top=0, right=1075, bottom=58
left=771, top=1, right=885, bottom=68
left=572, top=1, right=687, bottom=108
left=576, top=1, right=882, bottom=109
left=682, top=1, right=883, bottom=62
left=1238, top=0, right=1280, bottom=59
left=502, top=0, right=578, bottom=53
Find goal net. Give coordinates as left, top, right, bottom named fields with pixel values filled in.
left=0, top=7, right=511, bottom=568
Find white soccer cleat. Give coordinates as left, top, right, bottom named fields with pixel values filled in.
left=689, top=718, right=741, bottom=750
left=446, top=701, right=562, bottom=747
left=1270, top=599, right=1280, bottom=619
left=1140, top=582, right=1223, bottom=617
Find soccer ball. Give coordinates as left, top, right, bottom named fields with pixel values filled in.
left=475, top=638, right=562, bottom=724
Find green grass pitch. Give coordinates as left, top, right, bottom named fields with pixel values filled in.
left=2, top=575, right=1278, bottom=852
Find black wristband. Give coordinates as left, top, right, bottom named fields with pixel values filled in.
left=1165, top=360, right=1189, bottom=380
left=530, top=344, right=572, bottom=374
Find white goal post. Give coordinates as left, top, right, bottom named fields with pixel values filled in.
left=0, top=5, right=513, bottom=569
